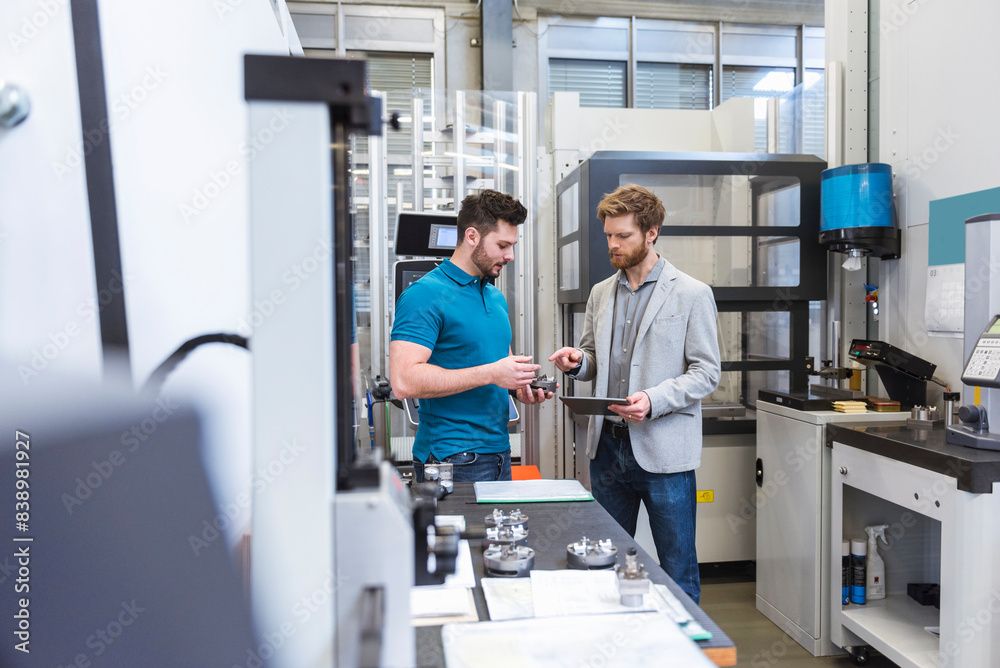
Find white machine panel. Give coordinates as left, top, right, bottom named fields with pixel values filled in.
left=755, top=401, right=906, bottom=656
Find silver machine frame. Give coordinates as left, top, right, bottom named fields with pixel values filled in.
left=245, top=55, right=414, bottom=668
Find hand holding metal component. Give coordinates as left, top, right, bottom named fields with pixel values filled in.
left=530, top=374, right=558, bottom=394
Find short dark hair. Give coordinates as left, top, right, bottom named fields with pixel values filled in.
left=596, top=184, right=665, bottom=236
left=456, top=190, right=527, bottom=242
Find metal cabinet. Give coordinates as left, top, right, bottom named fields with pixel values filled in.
left=755, top=401, right=905, bottom=656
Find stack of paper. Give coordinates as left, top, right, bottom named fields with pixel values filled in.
left=442, top=613, right=715, bottom=667
left=473, top=479, right=594, bottom=503
left=480, top=570, right=712, bottom=641
left=410, top=540, right=479, bottom=626
left=832, top=400, right=868, bottom=413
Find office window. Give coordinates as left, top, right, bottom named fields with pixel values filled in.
left=721, top=66, right=795, bottom=151
left=803, top=69, right=825, bottom=158
left=635, top=63, right=713, bottom=110
left=548, top=59, right=626, bottom=108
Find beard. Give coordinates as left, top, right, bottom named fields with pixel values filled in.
left=609, top=243, right=649, bottom=270
left=472, top=243, right=504, bottom=278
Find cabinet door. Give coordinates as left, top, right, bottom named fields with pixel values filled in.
left=756, top=409, right=824, bottom=638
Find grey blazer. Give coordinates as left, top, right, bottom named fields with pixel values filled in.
left=573, top=259, right=721, bottom=474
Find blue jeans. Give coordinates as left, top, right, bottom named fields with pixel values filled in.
left=590, top=427, right=701, bottom=603
left=413, top=449, right=512, bottom=483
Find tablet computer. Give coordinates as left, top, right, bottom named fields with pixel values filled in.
left=559, top=396, right=630, bottom=416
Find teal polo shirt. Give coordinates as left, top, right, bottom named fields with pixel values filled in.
left=391, top=259, right=511, bottom=462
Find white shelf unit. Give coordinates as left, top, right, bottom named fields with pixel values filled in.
left=840, top=596, right=940, bottom=668
left=830, top=441, right=1000, bottom=668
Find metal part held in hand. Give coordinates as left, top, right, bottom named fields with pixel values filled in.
left=0, top=82, right=30, bottom=128
left=566, top=537, right=618, bottom=570
left=483, top=543, right=535, bottom=577
left=616, top=547, right=651, bottom=607
left=485, top=508, right=529, bottom=530
left=482, top=523, right=528, bottom=549
left=530, top=374, right=558, bottom=393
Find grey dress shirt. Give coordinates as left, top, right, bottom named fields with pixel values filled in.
left=604, top=257, right=664, bottom=422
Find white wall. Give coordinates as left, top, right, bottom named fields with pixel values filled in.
left=0, top=0, right=294, bottom=547
left=877, top=0, right=1000, bottom=399
left=1, top=0, right=102, bottom=386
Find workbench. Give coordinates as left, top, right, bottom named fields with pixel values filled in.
left=827, top=423, right=1000, bottom=667
left=415, top=483, right=736, bottom=666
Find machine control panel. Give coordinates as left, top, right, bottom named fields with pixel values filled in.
left=961, top=315, right=1000, bottom=389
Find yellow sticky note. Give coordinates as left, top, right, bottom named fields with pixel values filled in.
left=697, top=490, right=714, bottom=503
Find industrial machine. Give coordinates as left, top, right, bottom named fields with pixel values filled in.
left=948, top=213, right=1000, bottom=450
left=555, top=150, right=828, bottom=564
left=244, top=55, right=434, bottom=667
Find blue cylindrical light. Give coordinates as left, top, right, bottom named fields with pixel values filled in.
left=820, top=163, right=894, bottom=232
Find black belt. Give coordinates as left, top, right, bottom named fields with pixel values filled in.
left=603, top=420, right=630, bottom=440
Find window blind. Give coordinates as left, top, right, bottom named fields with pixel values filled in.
left=635, top=62, right=712, bottom=110
left=549, top=59, right=627, bottom=108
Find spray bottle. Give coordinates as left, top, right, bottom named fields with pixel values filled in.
left=850, top=539, right=867, bottom=604
left=865, top=524, right=889, bottom=601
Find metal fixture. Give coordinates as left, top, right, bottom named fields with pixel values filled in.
left=616, top=547, right=651, bottom=607
left=566, top=537, right=618, bottom=570
left=0, top=81, right=30, bottom=128
left=483, top=543, right=535, bottom=577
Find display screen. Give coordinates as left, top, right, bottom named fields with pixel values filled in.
left=429, top=225, right=457, bottom=250
left=988, top=317, right=1000, bottom=335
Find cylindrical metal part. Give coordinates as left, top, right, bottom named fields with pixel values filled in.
left=944, top=392, right=961, bottom=427
left=483, top=544, right=534, bottom=577
left=566, top=537, right=618, bottom=570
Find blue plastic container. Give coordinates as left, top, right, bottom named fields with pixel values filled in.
left=820, top=163, right=893, bottom=232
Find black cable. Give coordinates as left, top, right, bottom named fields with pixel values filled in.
left=141, top=333, right=249, bottom=395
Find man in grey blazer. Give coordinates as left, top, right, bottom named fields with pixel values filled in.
left=550, top=184, right=720, bottom=603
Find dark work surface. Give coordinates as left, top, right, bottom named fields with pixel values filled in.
left=826, top=422, right=1000, bottom=493
left=415, top=483, right=734, bottom=667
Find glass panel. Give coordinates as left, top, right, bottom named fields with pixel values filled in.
left=710, top=370, right=790, bottom=408
left=559, top=183, right=579, bottom=236
left=654, top=236, right=799, bottom=287
left=756, top=237, right=800, bottom=287
left=716, top=311, right=792, bottom=363
left=621, top=174, right=753, bottom=227
left=721, top=66, right=796, bottom=152
left=747, top=311, right=791, bottom=360
left=621, top=173, right=801, bottom=229
left=560, top=241, right=580, bottom=291
left=746, top=370, right=789, bottom=409
left=756, top=178, right=800, bottom=226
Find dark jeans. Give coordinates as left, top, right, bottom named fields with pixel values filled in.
left=413, top=449, right=512, bottom=483
left=590, top=426, right=701, bottom=603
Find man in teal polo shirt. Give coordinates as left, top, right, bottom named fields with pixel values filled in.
left=389, top=190, right=554, bottom=482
